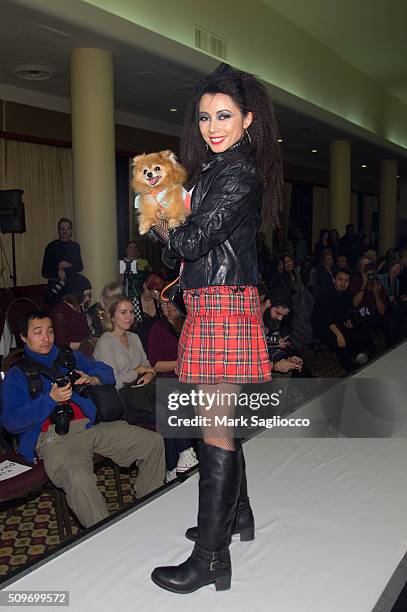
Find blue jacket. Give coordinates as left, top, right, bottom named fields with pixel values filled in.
left=1, top=345, right=115, bottom=462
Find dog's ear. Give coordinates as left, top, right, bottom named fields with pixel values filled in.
left=131, top=154, right=146, bottom=170
left=160, top=150, right=179, bottom=165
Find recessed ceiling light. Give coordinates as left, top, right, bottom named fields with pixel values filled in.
left=361, top=164, right=367, bottom=168
left=277, top=138, right=283, bottom=143
left=12, top=64, right=57, bottom=81
left=311, top=149, right=318, bottom=153
left=397, top=175, right=400, bottom=178
left=169, top=108, right=178, bottom=112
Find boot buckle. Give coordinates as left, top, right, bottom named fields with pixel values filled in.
left=210, top=560, right=220, bottom=571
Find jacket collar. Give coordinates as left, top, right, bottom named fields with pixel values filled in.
left=24, top=344, right=59, bottom=367
left=200, top=136, right=249, bottom=172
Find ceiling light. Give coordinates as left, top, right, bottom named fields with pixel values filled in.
left=12, top=64, right=57, bottom=81
left=397, top=175, right=400, bottom=178
left=311, top=149, right=318, bottom=153
left=169, top=108, right=178, bottom=112
left=361, top=164, right=367, bottom=168
left=277, top=138, right=283, bottom=143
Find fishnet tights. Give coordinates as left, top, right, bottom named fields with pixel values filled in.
left=196, top=383, right=241, bottom=451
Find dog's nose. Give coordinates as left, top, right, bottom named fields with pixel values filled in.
left=147, top=171, right=153, bottom=178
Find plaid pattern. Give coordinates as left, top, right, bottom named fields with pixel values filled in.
left=176, top=286, right=272, bottom=384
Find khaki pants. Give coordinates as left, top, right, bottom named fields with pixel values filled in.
left=36, top=419, right=165, bottom=528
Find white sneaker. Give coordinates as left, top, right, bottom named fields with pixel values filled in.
left=176, top=447, right=198, bottom=473
left=165, top=468, right=177, bottom=483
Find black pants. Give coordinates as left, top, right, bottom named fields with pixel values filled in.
left=316, top=325, right=375, bottom=373
left=357, top=312, right=400, bottom=348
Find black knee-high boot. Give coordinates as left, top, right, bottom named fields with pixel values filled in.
left=185, top=447, right=254, bottom=543
left=151, top=442, right=242, bottom=593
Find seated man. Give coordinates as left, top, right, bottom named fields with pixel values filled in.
left=312, top=268, right=375, bottom=373
left=2, top=311, right=165, bottom=528
left=262, top=287, right=305, bottom=376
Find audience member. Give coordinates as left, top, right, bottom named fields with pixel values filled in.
left=2, top=311, right=165, bottom=528
left=339, top=223, right=360, bottom=266
left=364, top=249, right=378, bottom=265
left=314, top=249, right=335, bottom=294
left=351, top=262, right=398, bottom=347
left=312, top=268, right=375, bottom=373
left=334, top=254, right=349, bottom=273
left=282, top=254, right=303, bottom=295
left=272, top=228, right=293, bottom=259
left=42, top=218, right=83, bottom=284
left=314, top=228, right=330, bottom=262
left=133, top=272, right=165, bottom=352
left=269, top=257, right=285, bottom=287
left=50, top=273, right=92, bottom=349
left=262, top=287, right=305, bottom=375
left=88, top=281, right=122, bottom=335
left=293, top=227, right=309, bottom=264
left=328, top=228, right=340, bottom=256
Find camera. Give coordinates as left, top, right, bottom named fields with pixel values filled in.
left=49, top=377, right=75, bottom=435
left=367, top=272, right=376, bottom=282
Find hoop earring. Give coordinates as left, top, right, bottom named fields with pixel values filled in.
left=245, top=129, right=252, bottom=144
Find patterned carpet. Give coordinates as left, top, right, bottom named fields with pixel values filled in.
left=0, top=465, right=138, bottom=582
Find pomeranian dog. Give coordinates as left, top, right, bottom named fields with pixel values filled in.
left=132, top=150, right=189, bottom=235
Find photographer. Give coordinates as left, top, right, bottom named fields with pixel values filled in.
left=351, top=262, right=399, bottom=348
left=312, top=269, right=375, bottom=373
left=2, top=311, right=165, bottom=528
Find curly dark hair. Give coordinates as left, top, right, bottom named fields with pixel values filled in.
left=179, top=63, right=283, bottom=226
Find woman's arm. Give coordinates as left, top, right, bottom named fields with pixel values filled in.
left=153, top=360, right=178, bottom=373
left=164, top=164, right=260, bottom=261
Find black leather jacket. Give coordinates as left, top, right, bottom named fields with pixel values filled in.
left=163, top=140, right=262, bottom=290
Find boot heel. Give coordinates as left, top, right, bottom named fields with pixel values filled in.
left=239, top=526, right=255, bottom=541
left=215, top=574, right=231, bottom=591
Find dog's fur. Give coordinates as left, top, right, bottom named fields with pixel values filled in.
left=131, top=150, right=188, bottom=235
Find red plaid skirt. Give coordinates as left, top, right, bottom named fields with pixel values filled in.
left=176, top=285, right=272, bottom=384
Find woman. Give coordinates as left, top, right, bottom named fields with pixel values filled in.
left=377, top=260, right=401, bottom=303
left=94, top=297, right=197, bottom=481
left=50, top=272, right=92, bottom=349
left=133, top=271, right=165, bottom=352
left=314, top=228, right=329, bottom=262
left=272, top=227, right=293, bottom=259
left=282, top=254, right=303, bottom=295
left=150, top=63, right=283, bottom=593
left=314, top=249, right=335, bottom=294
left=87, top=280, right=122, bottom=335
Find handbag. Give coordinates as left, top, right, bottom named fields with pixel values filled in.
left=119, top=379, right=156, bottom=424
left=88, top=384, right=125, bottom=422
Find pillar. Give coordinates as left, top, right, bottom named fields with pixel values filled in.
left=70, top=48, right=117, bottom=299
left=329, top=140, right=351, bottom=236
left=379, top=159, right=397, bottom=254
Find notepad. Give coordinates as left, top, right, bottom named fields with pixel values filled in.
left=0, top=460, right=32, bottom=481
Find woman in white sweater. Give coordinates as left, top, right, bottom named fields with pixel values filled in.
left=94, top=297, right=154, bottom=390
left=94, top=296, right=197, bottom=481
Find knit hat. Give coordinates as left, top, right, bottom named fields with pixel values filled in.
left=64, top=269, right=92, bottom=296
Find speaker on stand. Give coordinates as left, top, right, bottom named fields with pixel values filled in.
left=0, top=189, right=26, bottom=287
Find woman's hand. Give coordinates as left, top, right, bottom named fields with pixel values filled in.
left=136, top=371, right=155, bottom=386
left=152, top=220, right=170, bottom=244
